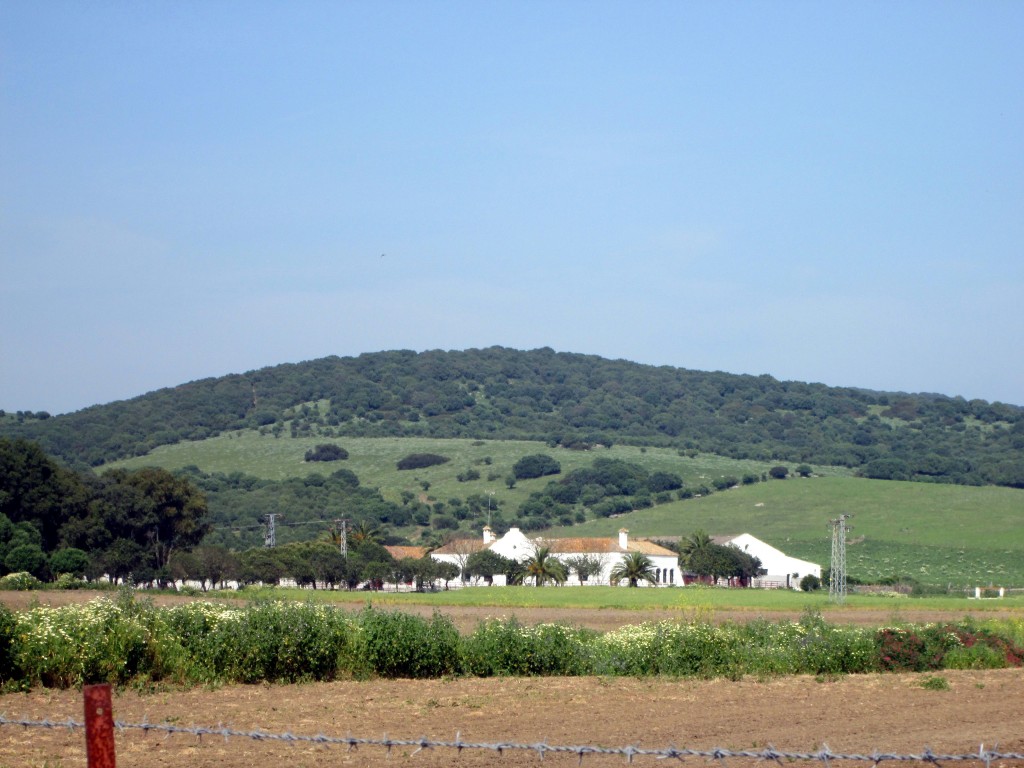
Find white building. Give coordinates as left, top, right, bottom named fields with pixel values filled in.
left=431, top=526, right=679, bottom=586
left=712, top=533, right=821, bottom=589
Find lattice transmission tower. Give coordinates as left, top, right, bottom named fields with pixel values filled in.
left=264, top=513, right=281, bottom=548
left=828, top=514, right=852, bottom=603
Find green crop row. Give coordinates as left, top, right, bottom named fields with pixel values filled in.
left=2, top=594, right=1023, bottom=690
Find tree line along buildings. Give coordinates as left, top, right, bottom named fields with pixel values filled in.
left=426, top=526, right=821, bottom=589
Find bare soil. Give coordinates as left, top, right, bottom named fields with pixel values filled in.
left=3, top=671, right=1024, bottom=768
left=3, top=591, right=1023, bottom=767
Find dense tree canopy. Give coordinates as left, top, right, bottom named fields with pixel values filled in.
left=0, top=438, right=209, bottom=583
left=2, top=347, right=1021, bottom=488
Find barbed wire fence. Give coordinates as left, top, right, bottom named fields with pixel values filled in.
left=4, top=719, right=1024, bottom=766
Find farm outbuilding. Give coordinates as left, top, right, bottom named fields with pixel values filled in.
left=711, top=533, right=821, bottom=589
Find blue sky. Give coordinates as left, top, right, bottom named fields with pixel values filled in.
left=2, top=1, right=1022, bottom=415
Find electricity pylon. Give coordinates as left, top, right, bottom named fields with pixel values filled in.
left=829, top=514, right=852, bottom=603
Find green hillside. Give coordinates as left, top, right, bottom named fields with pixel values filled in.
left=109, top=433, right=1024, bottom=587
left=5, top=347, right=1023, bottom=488
left=110, top=432, right=850, bottom=503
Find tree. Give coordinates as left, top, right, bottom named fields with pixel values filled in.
left=67, top=467, right=210, bottom=584
left=465, top=549, right=515, bottom=585
left=687, top=543, right=762, bottom=586
left=191, top=545, right=239, bottom=589
left=347, top=520, right=382, bottom=547
left=513, top=546, right=566, bottom=587
left=678, top=530, right=712, bottom=564
left=238, top=548, right=286, bottom=585
left=609, top=552, right=657, bottom=587
left=563, top=553, right=605, bottom=583
left=769, top=465, right=789, bottom=479
left=434, top=561, right=460, bottom=589
left=48, top=547, right=90, bottom=579
left=4, top=543, right=48, bottom=580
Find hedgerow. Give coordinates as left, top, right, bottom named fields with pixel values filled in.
left=3, top=595, right=1022, bottom=690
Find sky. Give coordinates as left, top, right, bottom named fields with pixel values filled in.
left=2, top=1, right=1022, bottom=415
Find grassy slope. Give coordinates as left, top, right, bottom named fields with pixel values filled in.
left=110, top=431, right=852, bottom=514
left=546, top=477, right=1024, bottom=587
left=110, top=432, right=1024, bottom=586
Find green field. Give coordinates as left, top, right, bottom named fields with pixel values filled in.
left=110, top=432, right=1024, bottom=587
left=232, top=583, right=1024, bottom=616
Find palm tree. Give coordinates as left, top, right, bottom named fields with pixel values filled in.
left=678, top=530, right=713, bottom=565
left=513, top=546, right=567, bottom=587
left=609, top=552, right=658, bottom=587
left=349, top=520, right=382, bottom=546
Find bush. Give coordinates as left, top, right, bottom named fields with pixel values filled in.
left=0, top=571, right=42, bottom=591
left=358, top=608, right=459, bottom=678
left=512, top=454, right=561, bottom=480
left=396, top=453, right=450, bottom=470
left=461, top=619, right=594, bottom=676
left=769, top=465, right=789, bottom=479
left=0, top=604, right=19, bottom=683
left=304, top=444, right=349, bottom=462
left=800, top=574, right=821, bottom=591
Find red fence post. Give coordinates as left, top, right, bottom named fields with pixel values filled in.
left=83, top=683, right=116, bottom=768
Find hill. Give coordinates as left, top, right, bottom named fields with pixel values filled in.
left=106, top=433, right=1024, bottom=586
left=3, top=348, right=1022, bottom=488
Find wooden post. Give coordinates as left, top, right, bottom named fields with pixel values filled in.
left=83, top=683, right=116, bottom=768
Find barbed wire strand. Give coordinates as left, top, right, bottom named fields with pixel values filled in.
left=2, top=715, right=1023, bottom=765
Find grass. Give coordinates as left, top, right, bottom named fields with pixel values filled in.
left=545, top=477, right=1024, bottom=587
left=227, top=584, right=1024, bottom=615
left=108, top=432, right=1024, bottom=587
left=108, top=431, right=852, bottom=517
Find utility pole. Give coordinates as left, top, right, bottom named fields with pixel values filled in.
left=334, top=518, right=348, bottom=557
left=829, top=514, right=852, bottom=603
left=264, top=513, right=281, bottom=548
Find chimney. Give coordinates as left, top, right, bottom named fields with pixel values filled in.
left=482, top=526, right=494, bottom=545
left=618, top=528, right=629, bottom=549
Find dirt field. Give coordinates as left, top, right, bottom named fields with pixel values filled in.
left=3, top=671, right=1024, bottom=768
left=3, top=591, right=1023, bottom=768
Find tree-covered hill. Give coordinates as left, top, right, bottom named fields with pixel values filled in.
left=3, top=347, right=1022, bottom=487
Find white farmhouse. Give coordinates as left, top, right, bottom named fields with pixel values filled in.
left=431, top=526, right=678, bottom=587
left=712, top=533, right=821, bottom=589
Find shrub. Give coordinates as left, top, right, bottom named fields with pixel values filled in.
left=304, top=444, right=349, bottom=462
left=800, top=574, right=821, bottom=591
left=769, top=465, right=789, bottom=479
left=512, top=454, right=561, bottom=480
left=0, top=604, right=19, bottom=683
left=357, top=608, right=459, bottom=678
left=920, top=675, right=950, bottom=690
left=0, top=571, right=42, bottom=591
left=396, top=453, right=450, bottom=470
left=462, top=619, right=594, bottom=676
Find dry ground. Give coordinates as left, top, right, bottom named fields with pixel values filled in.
left=2, top=671, right=1024, bottom=768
